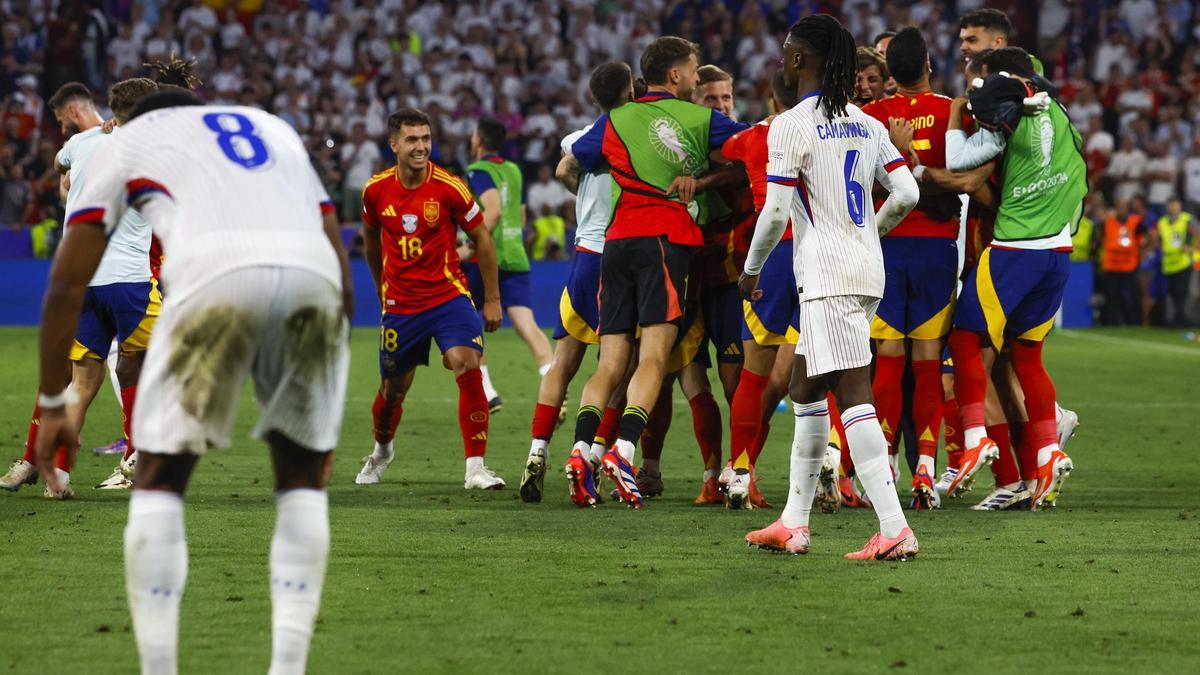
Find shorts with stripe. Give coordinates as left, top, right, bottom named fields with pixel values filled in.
left=700, top=282, right=744, bottom=364
left=552, top=248, right=601, bottom=344
left=134, top=267, right=349, bottom=455
left=71, top=279, right=163, bottom=361
left=796, top=294, right=880, bottom=378
left=953, top=247, right=1069, bottom=349
left=598, top=235, right=688, bottom=335
left=871, top=237, right=957, bottom=340
left=742, top=239, right=800, bottom=345
left=380, top=295, right=484, bottom=378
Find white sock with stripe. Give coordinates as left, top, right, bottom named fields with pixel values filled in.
left=841, top=404, right=908, bottom=539
left=780, top=400, right=830, bottom=529
left=125, top=490, right=187, bottom=675
left=269, top=489, right=329, bottom=675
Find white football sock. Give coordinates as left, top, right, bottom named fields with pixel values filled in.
left=125, top=490, right=187, bottom=675
left=780, top=400, right=829, bottom=529
left=917, top=455, right=935, bottom=477
left=372, top=440, right=393, bottom=461
left=588, top=442, right=606, bottom=464
left=964, top=425, right=987, bottom=450
left=107, top=341, right=122, bottom=406
left=268, top=489, right=329, bottom=675
left=537, top=361, right=552, bottom=377
left=842, top=404, right=908, bottom=539
left=614, top=438, right=636, bottom=464
left=1036, top=443, right=1058, bottom=466
left=529, top=439, right=548, bottom=457
left=465, top=456, right=484, bottom=472
left=479, top=366, right=499, bottom=400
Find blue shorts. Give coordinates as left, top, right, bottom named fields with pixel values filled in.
left=379, top=295, right=483, bottom=378
left=553, top=249, right=601, bottom=344
left=953, top=247, right=1069, bottom=349
left=741, top=239, right=799, bottom=345
left=871, top=237, right=958, bottom=340
left=463, top=264, right=532, bottom=309
left=700, top=283, right=744, bottom=364
left=71, top=280, right=162, bottom=361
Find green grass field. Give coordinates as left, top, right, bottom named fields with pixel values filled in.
left=1, top=326, right=1198, bottom=673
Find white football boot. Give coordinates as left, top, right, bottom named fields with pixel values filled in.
left=1, top=459, right=37, bottom=492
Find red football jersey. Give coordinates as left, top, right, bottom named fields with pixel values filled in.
left=721, top=121, right=792, bottom=242
left=362, top=162, right=483, bottom=315
left=863, top=92, right=960, bottom=238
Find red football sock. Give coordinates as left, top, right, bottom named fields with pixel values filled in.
left=1017, top=430, right=1038, bottom=481
left=748, top=418, right=771, bottom=466
left=949, top=329, right=987, bottom=433
left=911, top=360, right=943, bottom=459
left=53, top=445, right=72, bottom=473
left=986, top=422, right=1020, bottom=486
left=1009, top=340, right=1058, bottom=432
left=371, top=390, right=404, bottom=444
left=829, top=393, right=853, bottom=475
left=688, top=391, right=723, bottom=471
left=530, top=403, right=560, bottom=441
left=943, top=397, right=964, bottom=470
left=639, top=387, right=672, bottom=461
left=120, top=386, right=138, bottom=461
left=729, top=370, right=768, bottom=470
left=456, top=368, right=489, bottom=458
left=22, top=401, right=39, bottom=464
left=871, top=354, right=906, bottom=455
left=595, top=406, right=621, bottom=447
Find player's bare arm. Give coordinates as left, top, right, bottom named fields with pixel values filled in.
left=322, top=209, right=355, bottom=322
left=478, top=188, right=502, bottom=232
left=555, top=153, right=582, bottom=194
left=466, top=224, right=502, bottom=332
left=35, top=221, right=110, bottom=493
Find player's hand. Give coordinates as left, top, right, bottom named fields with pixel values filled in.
left=482, top=299, right=502, bottom=333
left=101, top=118, right=117, bottom=134
left=456, top=242, right=473, bottom=261
left=888, top=117, right=915, bottom=157
left=34, top=404, right=79, bottom=494
left=951, top=96, right=969, bottom=110
left=738, top=272, right=762, bottom=302
left=666, top=175, right=698, bottom=203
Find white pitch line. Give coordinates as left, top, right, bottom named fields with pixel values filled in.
left=1057, top=330, right=1200, bottom=357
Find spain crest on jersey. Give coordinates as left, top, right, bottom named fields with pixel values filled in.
left=423, top=200, right=440, bottom=224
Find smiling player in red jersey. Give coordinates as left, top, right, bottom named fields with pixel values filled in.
left=355, top=107, right=506, bottom=491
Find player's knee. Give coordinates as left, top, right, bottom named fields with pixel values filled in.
left=115, top=353, right=143, bottom=388
left=269, top=431, right=332, bottom=490
left=379, top=378, right=408, bottom=402
left=133, top=452, right=197, bottom=494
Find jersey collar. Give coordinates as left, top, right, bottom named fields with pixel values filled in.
left=482, top=153, right=504, bottom=163
left=636, top=90, right=675, bottom=103
left=801, top=89, right=820, bottom=102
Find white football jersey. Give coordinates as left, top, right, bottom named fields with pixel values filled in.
left=766, top=94, right=908, bottom=300
left=66, top=105, right=341, bottom=303
left=561, top=125, right=610, bottom=253
left=59, top=126, right=152, bottom=286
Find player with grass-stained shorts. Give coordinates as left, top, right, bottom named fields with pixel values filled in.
left=34, top=93, right=355, bottom=675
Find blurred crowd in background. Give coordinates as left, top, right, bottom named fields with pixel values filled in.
left=1, top=0, right=1198, bottom=324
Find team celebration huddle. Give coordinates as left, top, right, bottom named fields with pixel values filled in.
left=5, top=6, right=1094, bottom=675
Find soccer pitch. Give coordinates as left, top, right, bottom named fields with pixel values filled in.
left=1, top=326, right=1197, bottom=673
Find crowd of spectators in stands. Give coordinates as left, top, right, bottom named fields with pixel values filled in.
left=1, top=0, right=1198, bottom=323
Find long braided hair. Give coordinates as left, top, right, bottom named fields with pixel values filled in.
left=144, top=53, right=202, bottom=91
left=788, top=15, right=858, bottom=120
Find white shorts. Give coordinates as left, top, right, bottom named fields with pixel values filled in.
left=795, top=294, right=880, bottom=378
left=134, top=267, right=350, bottom=455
